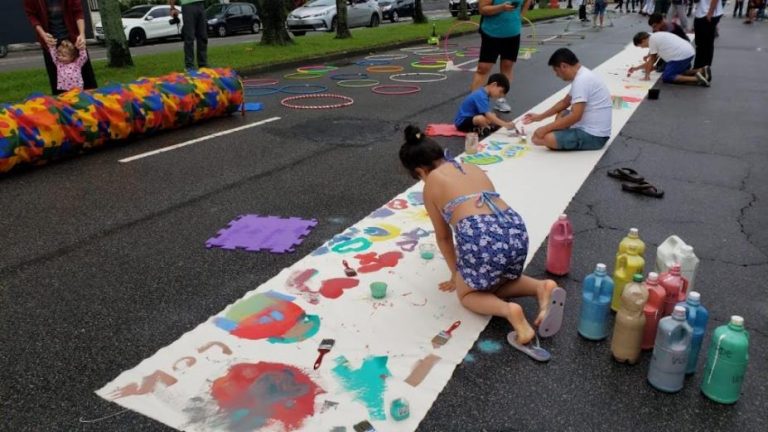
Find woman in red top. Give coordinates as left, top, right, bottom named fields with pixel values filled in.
left=23, top=0, right=98, bottom=94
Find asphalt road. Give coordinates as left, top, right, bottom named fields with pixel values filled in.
left=0, top=0, right=450, bottom=72
left=1, top=12, right=765, bottom=432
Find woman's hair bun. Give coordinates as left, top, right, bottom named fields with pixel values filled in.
left=404, top=125, right=423, bottom=145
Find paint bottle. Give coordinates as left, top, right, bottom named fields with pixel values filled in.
left=641, top=272, right=666, bottom=350
left=546, top=214, right=573, bottom=276
left=656, top=235, right=700, bottom=292
left=648, top=305, right=693, bottom=393
left=611, top=273, right=648, bottom=364
left=701, top=316, right=750, bottom=404
left=464, top=132, right=479, bottom=154
left=611, top=244, right=645, bottom=312
left=578, top=263, right=615, bottom=341
left=390, top=398, right=410, bottom=421
left=676, top=291, right=709, bottom=375
left=659, top=263, right=689, bottom=317
left=618, top=227, right=646, bottom=257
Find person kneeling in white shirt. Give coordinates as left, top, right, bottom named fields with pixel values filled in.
left=628, top=31, right=710, bottom=86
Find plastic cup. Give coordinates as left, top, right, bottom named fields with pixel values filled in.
left=648, top=89, right=660, bottom=100
left=419, top=243, right=436, bottom=260
left=370, top=282, right=388, bottom=299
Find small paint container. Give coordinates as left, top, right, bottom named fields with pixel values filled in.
left=419, top=243, right=436, bottom=260
left=370, top=282, right=388, bottom=299
left=648, top=88, right=660, bottom=100
left=520, top=135, right=528, bottom=144
left=390, top=398, right=410, bottom=421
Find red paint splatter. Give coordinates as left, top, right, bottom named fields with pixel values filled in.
left=232, top=300, right=305, bottom=340
left=354, top=251, right=404, bottom=273
left=211, top=362, right=322, bottom=431
left=319, top=278, right=360, bottom=299
left=287, top=269, right=320, bottom=304
left=623, top=96, right=643, bottom=103
left=387, top=199, right=409, bottom=210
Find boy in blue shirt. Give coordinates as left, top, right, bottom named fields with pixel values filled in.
left=454, top=73, right=518, bottom=138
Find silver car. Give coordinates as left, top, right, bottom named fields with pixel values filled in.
left=287, top=0, right=382, bottom=36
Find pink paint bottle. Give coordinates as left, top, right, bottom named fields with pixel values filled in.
left=642, top=272, right=665, bottom=350
left=546, top=214, right=573, bottom=276
left=659, top=263, right=689, bottom=317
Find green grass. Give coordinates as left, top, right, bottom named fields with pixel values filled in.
left=0, top=9, right=574, bottom=104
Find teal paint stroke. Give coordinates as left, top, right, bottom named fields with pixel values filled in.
left=332, top=355, right=391, bottom=420
left=463, top=353, right=476, bottom=364
left=477, top=339, right=503, bottom=354
left=268, top=314, right=321, bottom=344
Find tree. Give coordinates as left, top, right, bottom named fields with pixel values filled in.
left=335, top=0, right=351, bottom=39
left=100, top=0, right=133, bottom=67
left=413, top=0, right=427, bottom=23
left=258, top=0, right=293, bottom=45
left=458, top=0, right=470, bottom=20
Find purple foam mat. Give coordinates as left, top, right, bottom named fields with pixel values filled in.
left=206, top=214, right=318, bottom=253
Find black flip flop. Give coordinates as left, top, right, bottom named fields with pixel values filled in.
left=622, top=181, right=664, bottom=198
left=607, top=167, right=644, bottom=183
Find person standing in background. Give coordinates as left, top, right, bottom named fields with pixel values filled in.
left=733, top=0, right=745, bottom=17
left=693, top=0, right=723, bottom=68
left=667, top=0, right=689, bottom=29
left=170, top=0, right=208, bottom=69
left=24, top=0, right=98, bottom=95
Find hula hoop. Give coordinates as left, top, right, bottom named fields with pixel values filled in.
left=280, top=93, right=354, bottom=109
left=330, top=73, right=369, bottom=81
left=355, top=59, right=391, bottom=66
left=244, top=87, right=281, bottom=96
left=523, top=16, right=537, bottom=43
left=401, top=46, right=434, bottom=52
left=420, top=55, right=453, bottom=63
left=366, top=65, right=404, bottom=73
left=422, top=50, right=456, bottom=57
left=443, top=21, right=480, bottom=59
left=365, top=53, right=408, bottom=61
left=243, top=78, right=279, bottom=87
left=371, top=84, right=420, bottom=95
left=412, top=47, right=442, bottom=55
left=279, top=84, right=329, bottom=95
left=411, top=61, right=448, bottom=69
left=296, top=65, right=338, bottom=73
left=283, top=72, right=323, bottom=80
left=389, top=72, right=447, bottom=83
left=336, top=79, right=380, bottom=88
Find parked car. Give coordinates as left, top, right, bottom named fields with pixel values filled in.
left=448, top=0, right=480, bottom=17
left=0, top=44, right=7, bottom=58
left=379, top=0, right=415, bottom=22
left=206, top=2, right=261, bottom=37
left=286, top=0, right=382, bottom=37
left=94, top=5, right=182, bottom=47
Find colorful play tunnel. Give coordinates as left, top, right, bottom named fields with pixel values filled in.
left=0, top=68, right=243, bottom=174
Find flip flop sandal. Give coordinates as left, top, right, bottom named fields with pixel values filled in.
left=537, top=287, right=566, bottom=338
left=507, top=332, right=551, bottom=362
left=607, top=167, right=644, bottom=183
left=621, top=182, right=665, bottom=198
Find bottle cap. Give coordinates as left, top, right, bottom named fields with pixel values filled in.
left=558, top=213, right=567, bottom=220
left=687, top=291, right=701, bottom=304
left=632, top=273, right=644, bottom=282
left=730, top=316, right=744, bottom=327
left=670, top=263, right=681, bottom=273
left=672, top=305, right=687, bottom=320
left=595, top=263, right=607, bottom=273
left=646, top=272, right=658, bottom=282
left=628, top=227, right=639, bottom=237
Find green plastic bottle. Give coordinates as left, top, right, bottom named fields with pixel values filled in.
left=611, top=244, right=645, bottom=312
left=700, top=315, right=750, bottom=404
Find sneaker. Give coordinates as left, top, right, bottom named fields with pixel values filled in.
left=477, top=127, right=492, bottom=139
left=696, top=72, right=710, bottom=87
left=494, top=97, right=511, bottom=113
left=703, top=65, right=712, bottom=82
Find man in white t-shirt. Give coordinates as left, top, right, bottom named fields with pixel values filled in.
left=522, top=48, right=612, bottom=151
left=628, top=31, right=710, bottom=86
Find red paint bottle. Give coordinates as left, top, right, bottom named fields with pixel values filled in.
left=659, top=263, right=689, bottom=317
left=546, top=214, right=573, bottom=276
left=642, top=272, right=666, bottom=350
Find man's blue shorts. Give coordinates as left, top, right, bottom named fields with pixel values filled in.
left=553, top=128, right=609, bottom=151
left=594, top=1, right=607, bottom=15
left=662, top=56, right=693, bottom=83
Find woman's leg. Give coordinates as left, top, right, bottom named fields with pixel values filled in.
left=42, top=48, right=59, bottom=95
left=81, top=56, right=98, bottom=90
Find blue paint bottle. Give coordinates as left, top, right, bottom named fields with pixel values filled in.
left=648, top=305, right=692, bottom=393
left=676, top=291, right=709, bottom=375
left=390, top=398, right=410, bottom=421
left=578, top=263, right=614, bottom=340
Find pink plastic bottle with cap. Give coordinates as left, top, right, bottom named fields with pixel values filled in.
left=642, top=272, right=666, bottom=350
left=659, top=263, right=689, bottom=317
left=546, top=214, right=573, bottom=276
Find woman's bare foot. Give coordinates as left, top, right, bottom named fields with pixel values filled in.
left=534, top=279, right=558, bottom=327
left=507, top=303, right=535, bottom=344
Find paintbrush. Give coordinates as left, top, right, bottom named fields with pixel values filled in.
left=431, top=320, right=461, bottom=348
left=314, top=338, right=335, bottom=370
left=342, top=260, right=357, bottom=277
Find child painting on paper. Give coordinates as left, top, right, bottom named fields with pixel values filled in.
left=398, top=125, right=566, bottom=360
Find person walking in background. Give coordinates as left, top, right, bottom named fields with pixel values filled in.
left=667, top=0, right=689, bottom=29
left=593, top=0, right=608, bottom=27
left=471, top=0, right=531, bottom=113
left=733, top=0, right=745, bottom=16
left=23, top=0, right=98, bottom=95
left=693, top=0, right=723, bottom=68
left=743, top=0, right=765, bottom=22
left=170, top=0, right=208, bottom=69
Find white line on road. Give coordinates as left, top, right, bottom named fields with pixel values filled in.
left=118, top=116, right=281, bottom=163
